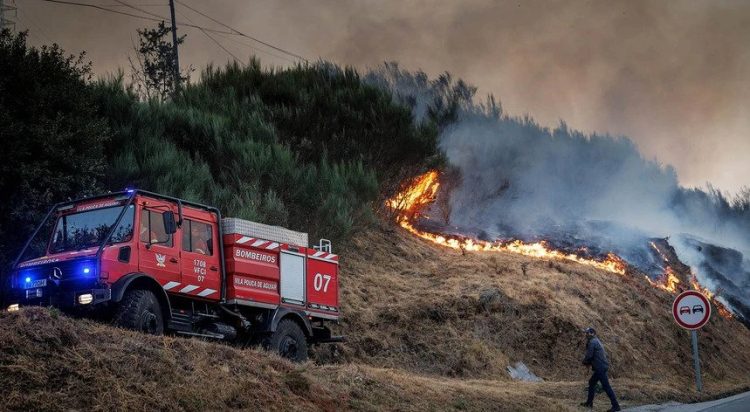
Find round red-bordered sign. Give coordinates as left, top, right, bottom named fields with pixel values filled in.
left=672, top=290, right=711, bottom=330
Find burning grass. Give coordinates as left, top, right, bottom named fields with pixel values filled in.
left=387, top=170, right=628, bottom=275
left=642, top=266, right=735, bottom=320
left=388, top=171, right=739, bottom=322
left=332, top=222, right=750, bottom=406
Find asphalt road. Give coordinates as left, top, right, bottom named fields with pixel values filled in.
left=624, top=391, right=750, bottom=412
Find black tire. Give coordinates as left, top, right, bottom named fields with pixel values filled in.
left=113, top=289, right=164, bottom=335
left=268, top=319, right=308, bottom=362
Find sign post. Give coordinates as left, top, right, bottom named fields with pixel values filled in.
left=690, top=330, right=702, bottom=392
left=672, top=290, right=711, bottom=392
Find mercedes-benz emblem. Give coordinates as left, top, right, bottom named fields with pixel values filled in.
left=51, top=267, right=63, bottom=280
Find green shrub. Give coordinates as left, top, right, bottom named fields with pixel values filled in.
left=0, top=30, right=108, bottom=271
left=92, top=60, right=433, bottom=243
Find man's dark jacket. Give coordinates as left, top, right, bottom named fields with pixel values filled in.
left=582, top=336, right=610, bottom=371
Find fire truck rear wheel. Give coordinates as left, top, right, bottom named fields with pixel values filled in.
left=268, top=319, right=308, bottom=362
left=113, top=289, right=164, bottom=335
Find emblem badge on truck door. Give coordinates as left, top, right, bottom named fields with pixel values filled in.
left=155, top=253, right=166, bottom=268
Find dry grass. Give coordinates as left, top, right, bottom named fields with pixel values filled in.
left=0, top=308, right=612, bottom=411
left=324, top=221, right=750, bottom=398
left=0, top=308, right=344, bottom=411
left=2, top=222, right=749, bottom=410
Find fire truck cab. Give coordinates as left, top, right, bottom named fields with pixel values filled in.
left=2, top=190, right=342, bottom=361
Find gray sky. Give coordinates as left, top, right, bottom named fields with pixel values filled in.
left=12, top=0, right=750, bottom=193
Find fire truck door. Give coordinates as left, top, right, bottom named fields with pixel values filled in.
left=137, top=207, right=181, bottom=288
left=280, top=251, right=305, bottom=306
left=179, top=218, right=220, bottom=300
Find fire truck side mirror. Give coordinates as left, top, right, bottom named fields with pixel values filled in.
left=163, top=211, right=178, bottom=235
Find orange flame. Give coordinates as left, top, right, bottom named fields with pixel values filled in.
left=690, top=276, right=733, bottom=319
left=645, top=267, right=734, bottom=319
left=653, top=267, right=681, bottom=293
left=649, top=241, right=670, bottom=263
left=387, top=170, right=627, bottom=275
left=387, top=170, right=440, bottom=212
left=389, top=171, right=737, bottom=320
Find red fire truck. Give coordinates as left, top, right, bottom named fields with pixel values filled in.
left=1, top=190, right=342, bottom=361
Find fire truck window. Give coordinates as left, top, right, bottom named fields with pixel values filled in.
left=139, top=209, right=173, bottom=247
left=48, top=205, right=134, bottom=253
left=110, top=205, right=135, bottom=243
left=182, top=219, right=213, bottom=255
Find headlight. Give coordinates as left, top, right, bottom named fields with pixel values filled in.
left=78, top=294, right=93, bottom=305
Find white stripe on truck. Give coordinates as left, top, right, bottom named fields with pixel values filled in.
left=179, top=285, right=199, bottom=294
left=163, top=281, right=181, bottom=290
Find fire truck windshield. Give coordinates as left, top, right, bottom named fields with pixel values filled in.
left=49, top=205, right=135, bottom=253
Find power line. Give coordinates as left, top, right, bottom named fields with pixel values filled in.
left=178, top=5, right=295, bottom=65
left=31, top=0, right=307, bottom=66
left=38, top=0, right=168, bottom=22
left=174, top=0, right=307, bottom=63
left=197, top=28, right=241, bottom=65
left=212, top=31, right=296, bottom=64
left=177, top=8, right=241, bottom=65
left=173, top=0, right=296, bottom=64
left=34, top=0, right=236, bottom=36
left=113, top=0, right=163, bottom=20
left=93, top=3, right=167, bottom=6
left=119, top=0, right=244, bottom=70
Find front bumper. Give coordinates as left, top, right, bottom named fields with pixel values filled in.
left=4, top=285, right=112, bottom=310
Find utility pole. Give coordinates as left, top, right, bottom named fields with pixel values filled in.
left=1, top=0, right=17, bottom=32
left=168, top=0, right=180, bottom=90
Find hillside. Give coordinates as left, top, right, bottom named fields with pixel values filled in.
left=3, top=223, right=750, bottom=411
left=334, top=222, right=750, bottom=385
left=0, top=308, right=579, bottom=412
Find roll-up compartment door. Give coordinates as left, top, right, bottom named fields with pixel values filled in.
left=280, top=251, right=305, bottom=305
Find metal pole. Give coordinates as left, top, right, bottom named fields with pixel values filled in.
left=168, top=0, right=180, bottom=90
left=1, top=0, right=17, bottom=32
left=691, top=330, right=703, bottom=392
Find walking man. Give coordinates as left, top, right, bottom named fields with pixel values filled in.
left=580, top=327, right=621, bottom=411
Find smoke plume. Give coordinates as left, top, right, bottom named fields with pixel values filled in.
left=17, top=0, right=750, bottom=193
left=368, top=64, right=750, bottom=319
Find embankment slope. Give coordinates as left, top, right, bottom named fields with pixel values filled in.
left=2, top=223, right=749, bottom=411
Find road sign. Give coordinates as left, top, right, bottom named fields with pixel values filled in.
left=673, top=290, right=711, bottom=392
left=672, top=290, right=711, bottom=330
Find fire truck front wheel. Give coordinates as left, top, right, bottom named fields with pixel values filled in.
left=113, top=289, right=164, bottom=335
left=268, top=319, right=308, bottom=362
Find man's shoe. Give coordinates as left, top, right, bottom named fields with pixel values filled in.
left=606, top=407, right=621, bottom=412
left=579, top=402, right=592, bottom=408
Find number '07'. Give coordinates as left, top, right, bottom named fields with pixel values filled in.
left=313, top=273, right=331, bottom=292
